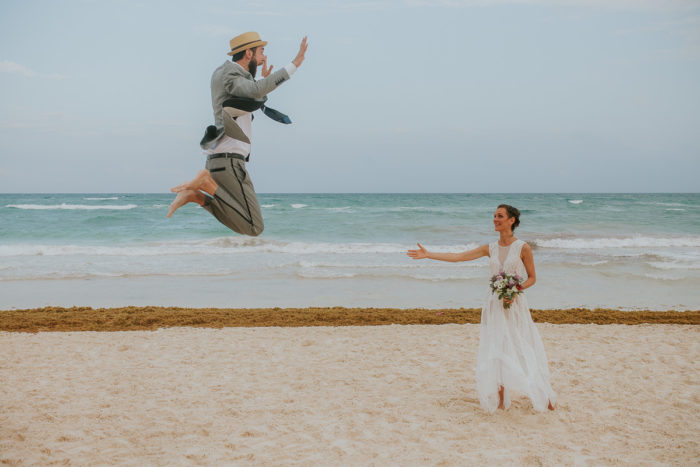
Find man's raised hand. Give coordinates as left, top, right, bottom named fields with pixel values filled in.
left=293, top=36, right=308, bottom=68
left=261, top=58, right=273, bottom=77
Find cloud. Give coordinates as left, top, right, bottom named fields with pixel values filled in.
left=402, top=0, right=697, bottom=9
left=0, top=61, right=36, bottom=77
left=193, top=24, right=236, bottom=37
left=0, top=111, right=75, bottom=132
left=205, top=5, right=286, bottom=18
left=202, top=0, right=695, bottom=19
left=615, top=13, right=700, bottom=62
left=0, top=112, right=192, bottom=136
left=618, top=13, right=700, bottom=35
left=660, top=15, right=700, bottom=43
left=0, top=61, right=66, bottom=79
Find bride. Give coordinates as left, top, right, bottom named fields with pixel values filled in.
left=407, top=204, right=556, bottom=412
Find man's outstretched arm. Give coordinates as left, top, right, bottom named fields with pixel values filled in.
left=224, top=36, right=308, bottom=99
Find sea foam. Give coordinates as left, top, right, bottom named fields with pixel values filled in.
left=6, top=203, right=137, bottom=210
left=536, top=236, right=700, bottom=249
left=0, top=238, right=481, bottom=257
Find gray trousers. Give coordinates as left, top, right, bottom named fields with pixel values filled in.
left=203, top=157, right=264, bottom=236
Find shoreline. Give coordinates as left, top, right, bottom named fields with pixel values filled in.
left=2, top=306, right=699, bottom=332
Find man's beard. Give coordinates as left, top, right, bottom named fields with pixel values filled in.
left=248, top=57, right=257, bottom=78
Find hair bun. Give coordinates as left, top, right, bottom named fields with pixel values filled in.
left=497, top=204, right=521, bottom=231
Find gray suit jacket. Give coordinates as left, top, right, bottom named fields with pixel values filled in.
left=210, top=61, right=290, bottom=128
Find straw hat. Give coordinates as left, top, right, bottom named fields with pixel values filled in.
left=227, top=31, right=267, bottom=56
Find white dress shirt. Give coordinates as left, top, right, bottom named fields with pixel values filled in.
left=203, top=62, right=297, bottom=158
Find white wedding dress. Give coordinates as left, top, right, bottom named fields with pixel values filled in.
left=476, top=239, right=557, bottom=413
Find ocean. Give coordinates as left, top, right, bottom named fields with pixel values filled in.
left=1, top=193, right=698, bottom=310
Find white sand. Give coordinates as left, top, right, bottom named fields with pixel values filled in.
left=1, top=324, right=698, bottom=466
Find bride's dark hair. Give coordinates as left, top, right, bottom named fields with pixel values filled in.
left=497, top=204, right=520, bottom=231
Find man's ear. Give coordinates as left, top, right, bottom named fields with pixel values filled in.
left=245, top=49, right=254, bottom=60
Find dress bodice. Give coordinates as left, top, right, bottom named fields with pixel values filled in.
left=489, top=239, right=526, bottom=277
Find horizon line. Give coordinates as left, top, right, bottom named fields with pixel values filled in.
left=1, top=191, right=699, bottom=196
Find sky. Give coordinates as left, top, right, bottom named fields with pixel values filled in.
left=0, top=0, right=699, bottom=193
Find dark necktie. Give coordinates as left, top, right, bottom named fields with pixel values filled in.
left=261, top=105, right=291, bottom=124
left=222, top=97, right=291, bottom=124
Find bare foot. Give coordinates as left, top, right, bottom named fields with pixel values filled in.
left=170, top=169, right=218, bottom=195
left=167, top=190, right=204, bottom=217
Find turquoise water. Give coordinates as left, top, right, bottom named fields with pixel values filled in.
left=1, top=193, right=699, bottom=309
left=2, top=193, right=699, bottom=244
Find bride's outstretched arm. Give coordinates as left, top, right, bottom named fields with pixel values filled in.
left=407, top=243, right=489, bottom=262
left=520, top=243, right=537, bottom=290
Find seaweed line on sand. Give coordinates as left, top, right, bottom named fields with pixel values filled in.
left=1, top=306, right=699, bottom=332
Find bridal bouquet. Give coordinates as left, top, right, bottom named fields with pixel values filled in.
left=490, top=272, right=524, bottom=309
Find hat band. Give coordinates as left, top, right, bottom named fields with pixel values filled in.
left=231, top=39, right=261, bottom=53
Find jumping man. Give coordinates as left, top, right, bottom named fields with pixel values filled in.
left=167, top=32, right=308, bottom=236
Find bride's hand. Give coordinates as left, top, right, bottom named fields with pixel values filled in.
left=503, top=297, right=513, bottom=306
left=407, top=243, right=428, bottom=260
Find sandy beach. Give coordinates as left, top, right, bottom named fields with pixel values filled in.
left=1, top=312, right=698, bottom=465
